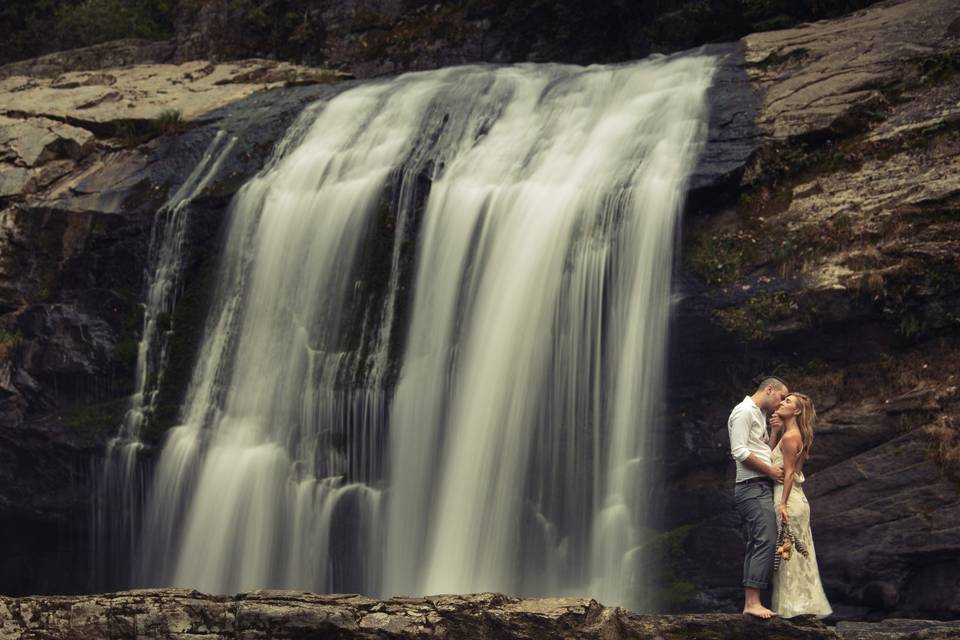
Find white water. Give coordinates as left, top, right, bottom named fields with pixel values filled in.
left=125, top=57, right=716, bottom=608
left=93, top=131, right=236, bottom=588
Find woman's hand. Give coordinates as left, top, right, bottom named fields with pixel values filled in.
left=779, top=503, right=790, bottom=524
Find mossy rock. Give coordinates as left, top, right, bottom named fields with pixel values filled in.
left=64, top=397, right=129, bottom=447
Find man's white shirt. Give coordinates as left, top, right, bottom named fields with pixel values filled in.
left=728, top=395, right=770, bottom=483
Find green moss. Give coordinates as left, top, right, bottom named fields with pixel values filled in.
left=897, top=313, right=922, bottom=339
left=147, top=258, right=218, bottom=442
left=0, top=328, right=22, bottom=360
left=660, top=579, right=698, bottom=609
left=768, top=358, right=830, bottom=380
left=916, top=51, right=960, bottom=86
left=113, top=337, right=140, bottom=375
left=35, top=269, right=60, bottom=301
left=64, top=397, right=129, bottom=446
left=714, top=291, right=801, bottom=343
left=685, top=227, right=759, bottom=286
left=645, top=524, right=697, bottom=612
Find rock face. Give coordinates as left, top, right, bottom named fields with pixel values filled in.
left=662, top=0, right=960, bottom=619
left=0, top=590, right=847, bottom=639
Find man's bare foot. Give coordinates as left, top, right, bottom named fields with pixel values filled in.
left=742, top=604, right=778, bottom=619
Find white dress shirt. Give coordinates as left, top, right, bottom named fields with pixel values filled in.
left=728, top=395, right=770, bottom=483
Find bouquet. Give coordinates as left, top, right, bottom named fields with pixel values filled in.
left=773, top=522, right=809, bottom=571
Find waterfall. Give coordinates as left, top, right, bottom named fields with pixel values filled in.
left=121, top=55, right=716, bottom=608
left=92, top=131, right=236, bottom=589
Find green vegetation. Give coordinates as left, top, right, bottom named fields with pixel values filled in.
left=36, top=270, right=60, bottom=301
left=714, top=291, right=802, bottom=342
left=148, top=256, right=217, bottom=442
left=111, top=110, right=189, bottom=148
left=0, top=328, right=22, bottom=360
left=175, top=0, right=325, bottom=64
left=153, top=109, right=187, bottom=135
left=642, top=524, right=698, bottom=612
left=916, top=51, right=960, bottom=86
left=64, top=396, right=129, bottom=446
left=686, top=227, right=760, bottom=287
left=281, top=67, right=343, bottom=86
left=0, top=0, right=175, bottom=65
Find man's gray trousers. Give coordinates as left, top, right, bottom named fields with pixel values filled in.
left=734, top=479, right=777, bottom=590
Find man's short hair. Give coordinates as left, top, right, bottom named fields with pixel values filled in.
left=755, top=376, right=787, bottom=393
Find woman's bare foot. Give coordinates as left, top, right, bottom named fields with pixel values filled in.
left=743, top=604, right=778, bottom=618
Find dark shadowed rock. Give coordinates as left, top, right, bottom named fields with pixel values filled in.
left=0, top=40, right=176, bottom=81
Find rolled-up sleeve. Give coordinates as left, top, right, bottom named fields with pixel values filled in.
left=728, top=408, right=752, bottom=462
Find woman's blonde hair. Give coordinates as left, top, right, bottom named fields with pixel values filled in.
left=790, top=392, right=816, bottom=463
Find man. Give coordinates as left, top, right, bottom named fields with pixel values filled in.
left=728, top=376, right=788, bottom=618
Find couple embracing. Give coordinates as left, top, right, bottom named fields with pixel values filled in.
left=728, top=376, right=833, bottom=619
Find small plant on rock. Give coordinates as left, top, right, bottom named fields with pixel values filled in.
left=153, top=109, right=187, bottom=135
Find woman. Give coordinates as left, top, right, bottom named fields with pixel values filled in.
left=768, top=392, right=832, bottom=618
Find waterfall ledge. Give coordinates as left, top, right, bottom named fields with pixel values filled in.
left=0, top=589, right=861, bottom=639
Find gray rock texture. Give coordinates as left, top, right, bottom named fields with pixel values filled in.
left=0, top=590, right=843, bottom=639
left=1, top=590, right=956, bottom=639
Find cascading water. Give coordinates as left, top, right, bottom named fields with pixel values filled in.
left=92, top=131, right=236, bottom=589
left=115, top=55, right=716, bottom=609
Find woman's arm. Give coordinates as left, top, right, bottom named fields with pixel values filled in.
left=778, top=433, right=801, bottom=524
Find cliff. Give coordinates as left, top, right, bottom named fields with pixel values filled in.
left=0, top=0, right=958, bottom=621
left=659, top=0, right=960, bottom=617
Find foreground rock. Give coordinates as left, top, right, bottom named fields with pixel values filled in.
left=0, top=590, right=842, bottom=639
left=4, top=590, right=958, bottom=639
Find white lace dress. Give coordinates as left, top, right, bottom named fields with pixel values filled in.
left=771, top=442, right=833, bottom=618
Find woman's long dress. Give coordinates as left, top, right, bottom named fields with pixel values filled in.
left=771, top=442, right=833, bottom=618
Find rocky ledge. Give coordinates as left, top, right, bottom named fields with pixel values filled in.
left=6, top=590, right=957, bottom=640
